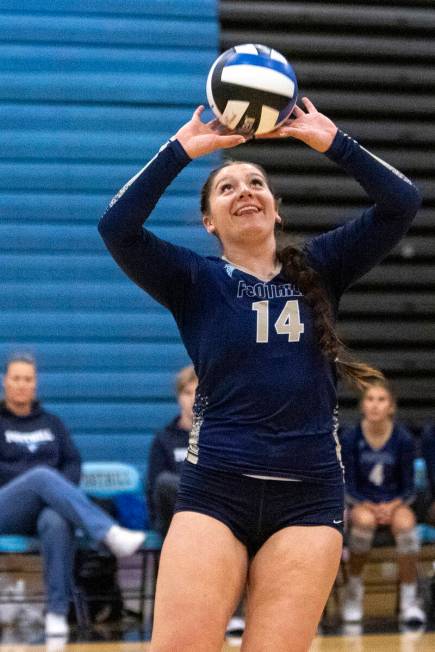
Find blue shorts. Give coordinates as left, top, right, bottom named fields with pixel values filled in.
left=175, top=462, right=344, bottom=558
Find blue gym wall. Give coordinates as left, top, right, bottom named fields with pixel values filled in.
left=0, top=0, right=219, bottom=475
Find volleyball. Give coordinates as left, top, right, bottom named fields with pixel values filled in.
left=206, top=43, right=298, bottom=136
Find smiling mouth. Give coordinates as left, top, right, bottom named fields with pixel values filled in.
left=234, top=205, right=261, bottom=216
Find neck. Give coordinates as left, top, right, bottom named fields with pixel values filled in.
left=5, top=400, right=32, bottom=417
left=362, top=418, right=392, bottom=440
left=222, top=239, right=279, bottom=281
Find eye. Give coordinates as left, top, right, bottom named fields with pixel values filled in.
left=251, top=178, right=264, bottom=186
left=220, top=182, right=233, bottom=192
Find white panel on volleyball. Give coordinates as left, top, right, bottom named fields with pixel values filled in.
left=221, top=65, right=295, bottom=98
left=270, top=48, right=288, bottom=64
left=257, top=106, right=280, bottom=135
left=221, top=100, right=250, bottom=129
left=234, top=44, right=259, bottom=54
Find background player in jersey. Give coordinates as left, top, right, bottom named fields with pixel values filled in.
left=340, top=380, right=425, bottom=625
left=99, top=98, right=421, bottom=651
left=146, top=365, right=197, bottom=537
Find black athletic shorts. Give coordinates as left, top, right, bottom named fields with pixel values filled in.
left=175, top=461, right=344, bottom=558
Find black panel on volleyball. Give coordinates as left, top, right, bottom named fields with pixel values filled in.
left=220, top=0, right=435, bottom=431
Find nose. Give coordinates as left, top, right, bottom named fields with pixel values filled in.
left=238, top=181, right=252, bottom=196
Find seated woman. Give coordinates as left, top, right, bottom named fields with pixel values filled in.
left=0, top=353, right=145, bottom=637
left=340, top=379, right=425, bottom=625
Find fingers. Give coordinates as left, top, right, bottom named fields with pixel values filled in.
left=219, top=134, right=247, bottom=149
left=302, top=97, right=317, bottom=113
left=292, top=105, right=305, bottom=118
left=192, top=105, right=205, bottom=121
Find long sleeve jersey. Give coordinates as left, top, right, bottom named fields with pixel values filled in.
left=99, top=130, right=421, bottom=482
left=340, top=422, right=416, bottom=504
left=0, top=401, right=81, bottom=487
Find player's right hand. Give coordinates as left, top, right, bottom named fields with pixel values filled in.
left=173, top=106, right=247, bottom=159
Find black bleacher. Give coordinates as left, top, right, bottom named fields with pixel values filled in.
left=220, top=0, right=435, bottom=428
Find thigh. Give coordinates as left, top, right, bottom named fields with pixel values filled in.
left=242, top=525, right=342, bottom=652
left=390, top=504, right=416, bottom=533
left=151, top=511, right=248, bottom=652
left=0, top=476, right=43, bottom=533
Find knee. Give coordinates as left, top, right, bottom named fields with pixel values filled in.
left=351, top=506, right=376, bottom=530
left=24, top=466, right=61, bottom=487
left=392, top=506, right=416, bottom=532
left=37, top=509, right=71, bottom=537
left=395, top=528, right=420, bottom=556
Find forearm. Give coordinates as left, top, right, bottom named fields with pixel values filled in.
left=325, top=130, right=422, bottom=221
left=98, top=139, right=191, bottom=247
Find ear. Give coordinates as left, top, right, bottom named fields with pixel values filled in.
left=275, top=213, right=282, bottom=224
left=202, top=214, right=216, bottom=233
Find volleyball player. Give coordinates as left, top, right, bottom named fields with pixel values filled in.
left=341, top=380, right=425, bottom=624
left=99, top=98, right=421, bottom=651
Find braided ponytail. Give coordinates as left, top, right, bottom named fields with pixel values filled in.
left=200, top=160, right=383, bottom=391
left=277, top=244, right=384, bottom=391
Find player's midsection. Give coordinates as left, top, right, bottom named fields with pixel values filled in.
left=187, top=423, right=344, bottom=484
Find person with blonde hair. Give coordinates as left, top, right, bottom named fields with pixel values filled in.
left=0, top=354, right=145, bottom=637
left=341, top=380, right=425, bottom=625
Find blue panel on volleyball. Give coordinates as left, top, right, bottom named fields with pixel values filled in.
left=225, top=52, right=294, bottom=76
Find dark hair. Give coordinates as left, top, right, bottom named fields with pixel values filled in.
left=201, top=163, right=384, bottom=391
left=277, top=244, right=384, bottom=390
left=4, top=352, right=37, bottom=374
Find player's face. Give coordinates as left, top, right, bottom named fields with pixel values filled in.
left=3, top=361, right=36, bottom=413
left=361, top=386, right=395, bottom=423
left=177, top=379, right=197, bottom=429
left=202, top=163, right=280, bottom=245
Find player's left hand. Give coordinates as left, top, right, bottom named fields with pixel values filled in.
left=256, top=97, right=338, bottom=153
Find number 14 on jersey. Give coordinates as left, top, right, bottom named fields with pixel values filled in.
left=252, top=300, right=305, bottom=343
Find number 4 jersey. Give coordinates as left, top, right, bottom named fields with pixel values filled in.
left=99, top=132, right=421, bottom=483
left=340, top=423, right=416, bottom=504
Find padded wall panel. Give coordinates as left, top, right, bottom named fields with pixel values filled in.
left=221, top=0, right=435, bottom=427
left=0, top=1, right=218, bottom=462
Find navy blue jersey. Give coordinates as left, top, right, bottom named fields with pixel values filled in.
left=0, top=401, right=81, bottom=487
left=422, top=423, right=435, bottom=496
left=341, top=423, right=416, bottom=504
left=99, top=131, right=421, bottom=482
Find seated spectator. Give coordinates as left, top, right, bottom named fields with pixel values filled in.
left=146, top=365, right=197, bottom=537
left=0, top=353, right=145, bottom=637
left=422, top=423, right=435, bottom=525
left=340, top=379, right=425, bottom=625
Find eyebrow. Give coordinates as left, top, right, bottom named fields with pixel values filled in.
left=213, top=171, right=265, bottom=190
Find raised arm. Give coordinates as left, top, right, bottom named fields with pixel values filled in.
left=265, top=98, right=422, bottom=298
left=98, top=108, right=245, bottom=310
